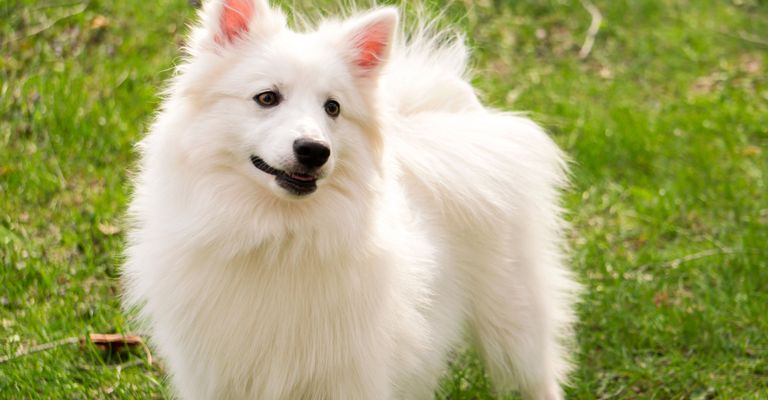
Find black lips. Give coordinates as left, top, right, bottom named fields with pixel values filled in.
left=250, top=155, right=318, bottom=196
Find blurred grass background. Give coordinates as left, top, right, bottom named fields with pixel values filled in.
left=1, top=0, right=767, bottom=398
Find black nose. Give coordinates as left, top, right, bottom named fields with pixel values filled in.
left=293, top=139, right=330, bottom=168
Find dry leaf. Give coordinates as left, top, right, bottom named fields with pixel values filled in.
left=740, top=145, right=761, bottom=156
left=598, top=66, right=613, bottom=80
left=90, top=15, right=109, bottom=30
left=691, top=71, right=729, bottom=95
left=739, top=54, right=762, bottom=75
left=98, top=223, right=121, bottom=235
left=83, top=333, right=143, bottom=352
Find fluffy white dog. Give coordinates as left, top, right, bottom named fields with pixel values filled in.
left=122, top=1, right=579, bottom=399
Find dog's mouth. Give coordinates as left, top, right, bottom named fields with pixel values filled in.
left=250, top=155, right=318, bottom=196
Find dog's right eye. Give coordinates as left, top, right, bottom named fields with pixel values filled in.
left=254, top=91, right=280, bottom=107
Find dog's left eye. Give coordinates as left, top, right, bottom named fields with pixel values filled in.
left=254, top=91, right=280, bottom=107
left=324, top=100, right=340, bottom=118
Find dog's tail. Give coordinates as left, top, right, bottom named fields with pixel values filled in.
left=383, top=20, right=483, bottom=116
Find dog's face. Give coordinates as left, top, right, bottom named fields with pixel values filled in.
left=172, top=0, right=396, bottom=199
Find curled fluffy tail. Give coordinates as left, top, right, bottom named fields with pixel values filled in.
left=383, top=20, right=483, bottom=116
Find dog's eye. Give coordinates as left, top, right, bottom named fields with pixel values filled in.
left=324, top=100, right=340, bottom=118
left=254, top=91, right=280, bottom=107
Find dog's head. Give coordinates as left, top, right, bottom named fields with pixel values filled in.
left=168, top=0, right=396, bottom=199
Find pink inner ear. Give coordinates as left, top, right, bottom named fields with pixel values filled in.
left=220, top=0, right=254, bottom=42
left=354, top=23, right=390, bottom=71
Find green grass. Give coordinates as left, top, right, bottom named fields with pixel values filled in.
left=1, top=0, right=766, bottom=398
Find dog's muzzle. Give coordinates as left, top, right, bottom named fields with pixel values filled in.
left=250, top=155, right=320, bottom=196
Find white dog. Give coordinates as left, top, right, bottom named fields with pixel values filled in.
left=122, top=1, right=579, bottom=399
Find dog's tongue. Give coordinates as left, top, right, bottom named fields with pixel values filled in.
left=290, top=173, right=316, bottom=182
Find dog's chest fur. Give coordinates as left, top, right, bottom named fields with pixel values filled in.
left=144, top=194, right=444, bottom=398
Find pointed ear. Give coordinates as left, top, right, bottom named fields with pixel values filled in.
left=342, top=8, right=398, bottom=78
left=201, top=0, right=277, bottom=46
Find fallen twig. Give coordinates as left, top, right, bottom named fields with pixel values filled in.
left=578, top=0, right=602, bottom=59
left=5, top=3, right=87, bottom=44
left=736, top=30, right=768, bottom=47
left=0, top=337, right=79, bottom=363
left=0, top=333, right=151, bottom=365
left=638, top=248, right=737, bottom=271
left=660, top=248, right=737, bottom=269
left=718, top=29, right=768, bottom=48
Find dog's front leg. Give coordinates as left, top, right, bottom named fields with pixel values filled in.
left=312, top=354, right=393, bottom=400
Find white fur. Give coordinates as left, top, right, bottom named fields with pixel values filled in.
left=122, top=1, right=579, bottom=399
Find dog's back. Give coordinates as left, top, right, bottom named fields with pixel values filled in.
left=378, top=32, right=578, bottom=399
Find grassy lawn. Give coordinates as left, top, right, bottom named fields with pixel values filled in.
left=1, top=0, right=766, bottom=398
